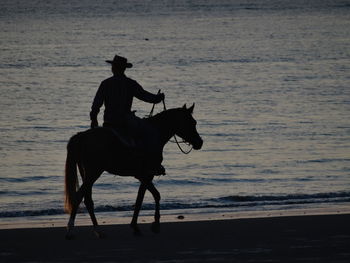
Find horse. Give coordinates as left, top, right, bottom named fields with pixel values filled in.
left=64, top=103, right=203, bottom=239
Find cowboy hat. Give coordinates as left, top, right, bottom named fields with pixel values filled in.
left=106, top=55, right=133, bottom=68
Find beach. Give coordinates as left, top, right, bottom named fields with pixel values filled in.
left=1, top=0, right=350, bottom=221
left=1, top=1, right=350, bottom=262
left=1, top=212, right=349, bottom=262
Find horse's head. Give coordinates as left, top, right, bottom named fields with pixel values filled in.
left=175, top=104, right=203, bottom=150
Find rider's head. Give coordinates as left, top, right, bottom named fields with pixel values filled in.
left=106, top=55, right=133, bottom=75
left=111, top=64, right=126, bottom=75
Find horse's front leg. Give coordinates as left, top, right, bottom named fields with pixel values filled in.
left=130, top=181, right=147, bottom=235
left=146, top=181, right=161, bottom=233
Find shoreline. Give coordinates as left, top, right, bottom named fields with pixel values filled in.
left=0, top=204, right=349, bottom=230
left=1, top=212, right=349, bottom=262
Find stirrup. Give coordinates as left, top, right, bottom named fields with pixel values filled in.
left=148, top=165, right=166, bottom=176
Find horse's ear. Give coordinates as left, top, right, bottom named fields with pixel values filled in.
left=188, top=103, right=195, bottom=114
left=182, top=104, right=187, bottom=109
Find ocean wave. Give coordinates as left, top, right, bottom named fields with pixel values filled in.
left=1, top=192, right=349, bottom=218
left=0, top=176, right=48, bottom=183
left=215, top=192, right=350, bottom=204
left=0, top=209, right=63, bottom=218
left=159, top=179, right=206, bottom=186
left=296, top=158, right=350, bottom=164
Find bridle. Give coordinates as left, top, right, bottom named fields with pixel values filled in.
left=148, top=90, right=193, bottom=154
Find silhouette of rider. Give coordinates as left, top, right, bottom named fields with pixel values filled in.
left=90, top=55, right=164, bottom=129
left=90, top=55, right=165, bottom=175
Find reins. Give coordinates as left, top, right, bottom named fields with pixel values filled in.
left=149, top=90, right=193, bottom=154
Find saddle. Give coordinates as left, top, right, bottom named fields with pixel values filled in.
left=106, top=125, right=166, bottom=176
left=109, top=128, right=137, bottom=149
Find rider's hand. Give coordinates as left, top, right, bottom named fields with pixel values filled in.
left=158, top=93, right=165, bottom=102
left=91, top=120, right=98, bottom=129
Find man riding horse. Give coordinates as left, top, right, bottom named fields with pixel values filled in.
left=90, top=55, right=165, bottom=175
left=65, top=58, right=203, bottom=237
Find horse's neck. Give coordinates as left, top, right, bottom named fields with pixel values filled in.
left=147, top=110, right=177, bottom=146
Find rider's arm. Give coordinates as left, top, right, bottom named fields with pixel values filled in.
left=132, top=80, right=164, bottom=103
left=90, top=81, right=105, bottom=127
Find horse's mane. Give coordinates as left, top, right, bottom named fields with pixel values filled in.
left=145, top=108, right=184, bottom=127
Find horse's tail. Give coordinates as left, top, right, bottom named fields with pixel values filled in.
left=64, top=133, right=81, bottom=214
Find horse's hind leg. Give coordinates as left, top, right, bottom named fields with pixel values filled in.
left=79, top=166, right=103, bottom=238
left=66, top=184, right=87, bottom=240
left=84, top=183, right=104, bottom=238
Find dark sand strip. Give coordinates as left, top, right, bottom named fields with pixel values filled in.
left=1, top=214, right=349, bottom=262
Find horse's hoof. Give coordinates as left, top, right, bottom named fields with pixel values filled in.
left=151, top=222, right=160, bottom=234
left=133, top=227, right=142, bottom=236
left=65, top=232, right=75, bottom=240
left=130, top=224, right=142, bottom=236
left=94, top=230, right=105, bottom=239
left=133, top=229, right=142, bottom=236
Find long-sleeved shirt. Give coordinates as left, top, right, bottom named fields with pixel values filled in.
left=90, top=73, right=161, bottom=125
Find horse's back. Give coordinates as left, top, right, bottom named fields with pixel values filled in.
left=68, top=126, right=163, bottom=175
left=82, top=127, right=129, bottom=151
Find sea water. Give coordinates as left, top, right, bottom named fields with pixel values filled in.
left=0, top=0, right=349, bottom=222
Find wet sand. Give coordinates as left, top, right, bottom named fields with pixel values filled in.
left=1, top=213, right=350, bottom=262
